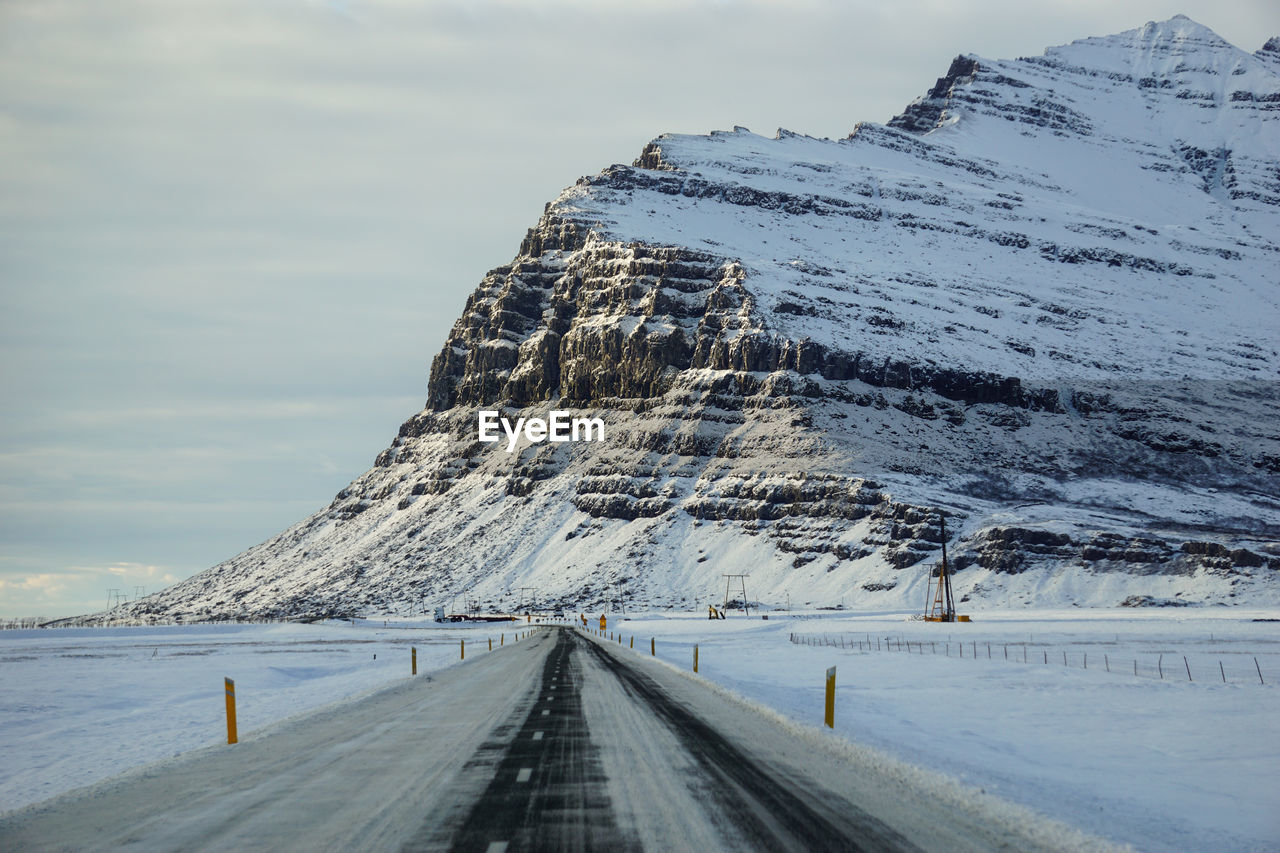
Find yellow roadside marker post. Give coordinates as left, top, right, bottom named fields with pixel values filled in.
left=694, top=644, right=699, bottom=673
left=651, top=638, right=655, bottom=656
left=412, top=647, right=417, bottom=675
left=824, top=667, right=836, bottom=729
left=501, top=633, right=504, bottom=646
left=224, top=678, right=238, bottom=744
left=461, top=639, right=465, bottom=660
left=489, top=638, right=493, bottom=651
left=630, top=636, right=634, bottom=649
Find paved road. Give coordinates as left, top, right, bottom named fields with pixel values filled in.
left=0, top=627, right=1097, bottom=852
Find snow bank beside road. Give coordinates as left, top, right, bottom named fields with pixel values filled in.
left=607, top=609, right=1280, bottom=853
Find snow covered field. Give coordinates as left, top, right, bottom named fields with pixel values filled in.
left=2, top=610, right=1277, bottom=851
left=628, top=608, right=1280, bottom=853
left=0, top=620, right=531, bottom=813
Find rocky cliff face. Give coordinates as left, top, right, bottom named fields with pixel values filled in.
left=110, top=17, right=1279, bottom=623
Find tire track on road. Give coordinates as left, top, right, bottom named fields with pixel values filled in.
left=414, top=630, right=638, bottom=853
left=580, top=631, right=918, bottom=852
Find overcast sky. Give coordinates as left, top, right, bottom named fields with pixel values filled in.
left=2, top=0, right=1277, bottom=619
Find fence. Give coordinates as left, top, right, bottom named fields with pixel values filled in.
left=789, top=632, right=1270, bottom=685
left=1, top=616, right=50, bottom=630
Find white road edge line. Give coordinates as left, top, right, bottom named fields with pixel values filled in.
left=516, top=768, right=532, bottom=783
left=532, top=731, right=544, bottom=740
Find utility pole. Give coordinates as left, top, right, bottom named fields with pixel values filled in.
left=517, top=587, right=537, bottom=613
left=722, top=574, right=750, bottom=615
left=940, top=515, right=955, bottom=621
left=925, top=513, right=957, bottom=622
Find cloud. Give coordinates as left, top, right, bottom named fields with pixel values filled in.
left=0, top=562, right=180, bottom=617
left=0, top=573, right=71, bottom=595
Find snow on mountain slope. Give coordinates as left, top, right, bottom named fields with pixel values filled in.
left=92, top=17, right=1280, bottom=624
left=560, top=16, right=1278, bottom=386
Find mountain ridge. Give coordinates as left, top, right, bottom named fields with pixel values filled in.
left=93, top=17, right=1280, bottom=623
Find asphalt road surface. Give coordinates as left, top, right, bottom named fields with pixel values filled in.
left=0, top=627, right=1102, bottom=852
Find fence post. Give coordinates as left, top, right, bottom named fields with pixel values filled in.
left=1105, top=654, right=1109, bottom=672
left=1158, top=655, right=1163, bottom=679
left=824, top=667, right=836, bottom=729
left=412, top=647, right=417, bottom=675
left=1257, top=657, right=1265, bottom=685
left=694, top=644, right=699, bottom=673
left=1184, top=656, right=1192, bottom=682
left=224, top=677, right=238, bottom=745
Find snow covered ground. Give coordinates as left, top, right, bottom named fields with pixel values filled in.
left=626, top=608, right=1280, bottom=853
left=2, top=610, right=1276, bottom=851
left=0, top=619, right=532, bottom=813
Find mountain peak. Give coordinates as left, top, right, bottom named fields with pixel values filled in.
left=887, top=14, right=1279, bottom=177
left=1044, top=15, right=1246, bottom=79
left=1257, top=36, right=1280, bottom=70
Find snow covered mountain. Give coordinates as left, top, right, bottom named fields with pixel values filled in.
left=110, top=16, right=1280, bottom=622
